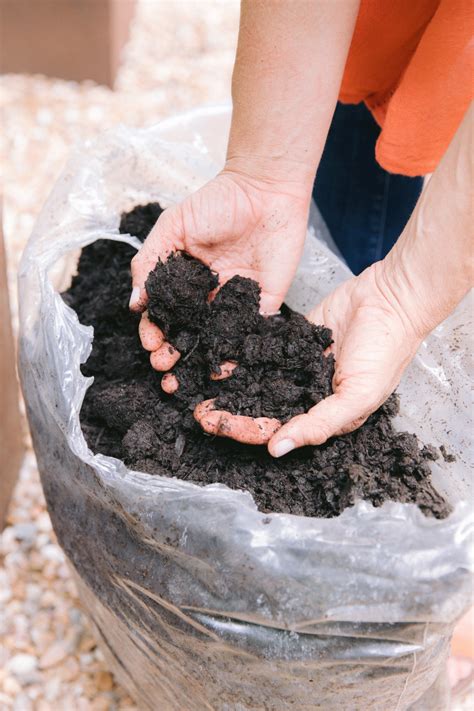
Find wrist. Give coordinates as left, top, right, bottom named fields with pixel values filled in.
left=380, top=216, right=472, bottom=339
left=377, top=243, right=451, bottom=341
left=223, top=154, right=315, bottom=201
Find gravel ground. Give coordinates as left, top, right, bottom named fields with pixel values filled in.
left=0, top=1, right=471, bottom=709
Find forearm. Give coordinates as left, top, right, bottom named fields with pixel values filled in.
left=226, top=0, right=360, bottom=191
left=382, top=104, right=473, bottom=336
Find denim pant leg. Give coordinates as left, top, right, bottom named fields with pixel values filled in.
left=313, top=102, right=423, bottom=275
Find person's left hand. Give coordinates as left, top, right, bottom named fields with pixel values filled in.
left=195, top=260, right=428, bottom=454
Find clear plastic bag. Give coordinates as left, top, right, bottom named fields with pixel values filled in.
left=18, top=106, right=473, bottom=710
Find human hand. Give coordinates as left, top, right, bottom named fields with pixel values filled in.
left=194, top=260, right=428, bottom=452
left=130, top=168, right=311, bottom=374
left=267, top=105, right=474, bottom=456
left=267, top=261, right=427, bottom=456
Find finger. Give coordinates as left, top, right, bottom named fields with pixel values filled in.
left=194, top=399, right=281, bottom=445
left=129, top=251, right=157, bottom=312
left=259, top=292, right=282, bottom=317
left=268, top=393, right=372, bottom=458
left=306, top=303, right=325, bottom=326
left=150, top=343, right=181, bottom=371
left=138, top=312, right=165, bottom=351
left=129, top=212, right=178, bottom=312
left=210, top=361, right=237, bottom=381
left=161, top=373, right=179, bottom=394
left=306, top=303, right=334, bottom=355
left=207, top=286, right=220, bottom=303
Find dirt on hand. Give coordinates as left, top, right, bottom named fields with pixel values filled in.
left=62, top=203, right=451, bottom=519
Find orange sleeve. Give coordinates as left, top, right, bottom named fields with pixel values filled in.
left=340, top=0, right=474, bottom=176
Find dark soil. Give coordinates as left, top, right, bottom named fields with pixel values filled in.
left=146, top=254, right=334, bottom=420
left=63, top=203, right=451, bottom=519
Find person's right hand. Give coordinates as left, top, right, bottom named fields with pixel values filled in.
left=130, top=167, right=312, bottom=373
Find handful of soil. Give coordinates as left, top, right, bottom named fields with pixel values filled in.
left=145, top=253, right=335, bottom=422
left=63, top=203, right=451, bottom=519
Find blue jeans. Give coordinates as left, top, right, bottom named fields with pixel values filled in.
left=313, top=103, right=423, bottom=275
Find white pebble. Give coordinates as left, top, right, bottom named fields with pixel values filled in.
left=25, top=583, right=42, bottom=602
left=0, top=585, right=12, bottom=604
left=79, top=653, right=94, bottom=667
left=42, top=544, right=65, bottom=563
left=13, top=692, right=33, bottom=711
left=39, top=641, right=68, bottom=669
left=36, top=512, right=52, bottom=532
left=7, top=653, right=38, bottom=677
left=12, top=523, right=37, bottom=544
left=44, top=676, right=62, bottom=702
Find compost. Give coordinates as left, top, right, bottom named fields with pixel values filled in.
left=63, top=203, right=451, bottom=519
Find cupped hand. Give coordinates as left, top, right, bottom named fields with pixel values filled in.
left=194, top=260, right=427, bottom=453
left=267, top=261, right=426, bottom=456
left=130, top=169, right=311, bottom=372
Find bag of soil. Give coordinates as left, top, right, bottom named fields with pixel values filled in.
left=19, top=106, right=473, bottom=710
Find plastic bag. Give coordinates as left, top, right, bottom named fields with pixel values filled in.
left=18, top=106, right=473, bottom=710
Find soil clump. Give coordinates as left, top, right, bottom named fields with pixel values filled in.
left=63, top=203, right=451, bottom=519
left=146, top=254, right=335, bottom=421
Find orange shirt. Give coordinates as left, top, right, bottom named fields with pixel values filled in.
left=340, top=0, right=473, bottom=176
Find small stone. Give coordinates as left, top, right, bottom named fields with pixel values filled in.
left=91, top=696, right=112, bottom=711
left=43, top=562, right=60, bottom=581
left=68, top=607, right=83, bottom=625
left=31, top=629, right=54, bottom=652
left=25, top=583, right=42, bottom=602
left=13, top=692, right=33, bottom=711
left=96, top=670, right=114, bottom=691
left=3, top=675, right=22, bottom=695
left=61, top=657, right=80, bottom=682
left=26, top=684, right=41, bottom=701
left=12, top=522, right=37, bottom=546
left=40, top=590, right=57, bottom=609
left=7, top=654, right=38, bottom=678
left=36, top=533, right=50, bottom=548
left=78, top=635, right=97, bottom=653
left=39, top=642, right=68, bottom=669
left=0, top=586, right=12, bottom=604
left=79, top=652, right=94, bottom=667
left=37, top=701, right=53, bottom=711
left=42, top=544, right=65, bottom=563
left=36, top=512, right=52, bottom=532
left=44, top=676, right=62, bottom=702
left=29, top=551, right=45, bottom=571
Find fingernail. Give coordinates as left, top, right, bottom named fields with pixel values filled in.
left=129, top=286, right=141, bottom=308
left=273, top=438, right=295, bottom=458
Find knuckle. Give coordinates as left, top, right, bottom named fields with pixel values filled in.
left=307, top=421, right=332, bottom=445
left=361, top=394, right=381, bottom=415
left=339, top=415, right=368, bottom=436
left=284, top=411, right=332, bottom=447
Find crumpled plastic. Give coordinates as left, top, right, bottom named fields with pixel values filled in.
left=18, top=106, right=473, bottom=710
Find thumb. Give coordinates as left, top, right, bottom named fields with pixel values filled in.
left=129, top=250, right=157, bottom=312
left=267, top=392, right=370, bottom=458
left=129, top=210, right=180, bottom=312
left=259, top=291, right=284, bottom=317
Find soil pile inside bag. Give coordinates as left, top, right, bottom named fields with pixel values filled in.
left=63, top=203, right=450, bottom=519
